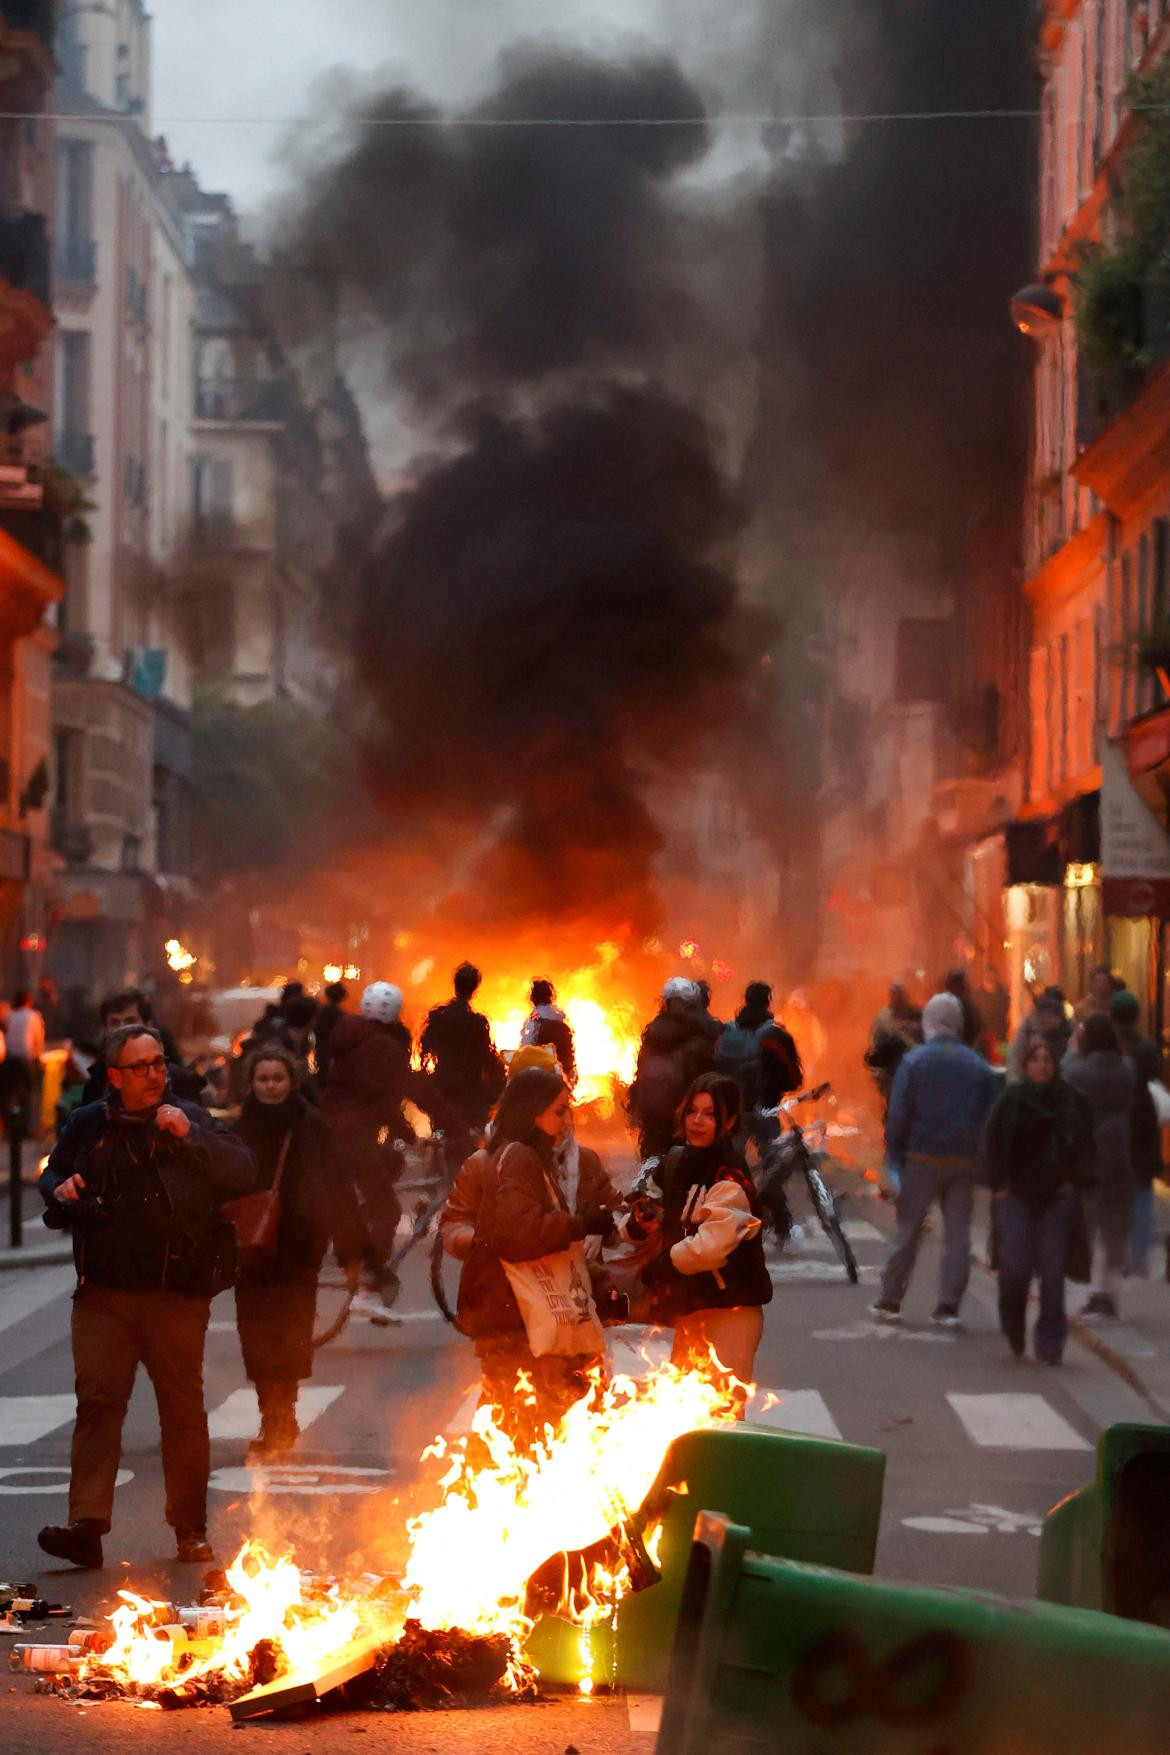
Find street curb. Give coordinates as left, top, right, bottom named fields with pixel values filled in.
left=0, top=1243, right=73, bottom=1271
left=1066, top=1317, right=1159, bottom=1407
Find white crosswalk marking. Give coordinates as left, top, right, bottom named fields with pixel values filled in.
left=746, top=1389, right=843, bottom=1440
left=0, top=1394, right=76, bottom=1445
left=0, top=1266, right=77, bottom=1337
left=946, top=1393, right=1091, bottom=1451
left=208, top=1385, right=344, bottom=1441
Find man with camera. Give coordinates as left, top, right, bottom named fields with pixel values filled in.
left=37, top=1024, right=257, bottom=1569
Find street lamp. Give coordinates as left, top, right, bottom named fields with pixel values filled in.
left=1010, top=282, right=1065, bottom=338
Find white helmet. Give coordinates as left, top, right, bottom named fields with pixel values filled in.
left=361, top=981, right=404, bottom=1024
left=662, top=976, right=699, bottom=1004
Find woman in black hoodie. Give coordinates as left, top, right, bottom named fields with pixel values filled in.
left=646, top=1073, right=772, bottom=1400
left=232, top=1045, right=364, bottom=1460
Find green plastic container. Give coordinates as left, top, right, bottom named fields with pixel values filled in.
left=658, top=1511, right=1170, bottom=1754
left=528, top=1420, right=886, bottom=1692
left=1038, top=1421, right=1170, bottom=1624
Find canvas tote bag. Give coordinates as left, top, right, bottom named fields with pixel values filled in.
left=222, top=1132, right=291, bottom=1274
left=497, top=1144, right=605, bottom=1358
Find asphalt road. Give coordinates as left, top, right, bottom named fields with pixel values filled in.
left=0, top=1158, right=1156, bottom=1750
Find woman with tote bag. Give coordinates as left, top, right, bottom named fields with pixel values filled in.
left=456, top=1067, right=616, bottom=1445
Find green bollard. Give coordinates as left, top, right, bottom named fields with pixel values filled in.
left=1038, top=1421, right=1170, bottom=1624
left=657, top=1511, right=1170, bottom=1754
left=528, top=1421, right=886, bottom=1692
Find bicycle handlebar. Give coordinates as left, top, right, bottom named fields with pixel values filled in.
left=758, top=1081, right=832, bottom=1121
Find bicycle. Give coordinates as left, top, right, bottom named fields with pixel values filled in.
left=756, top=1084, right=860, bottom=1285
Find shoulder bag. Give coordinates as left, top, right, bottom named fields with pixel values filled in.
left=497, top=1143, right=605, bottom=1358
left=222, top=1132, right=292, bottom=1275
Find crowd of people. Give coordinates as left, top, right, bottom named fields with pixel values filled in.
left=867, top=963, right=1169, bottom=1365
left=27, top=950, right=1170, bottom=1574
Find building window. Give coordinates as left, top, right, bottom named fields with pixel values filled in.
left=193, top=456, right=234, bottom=527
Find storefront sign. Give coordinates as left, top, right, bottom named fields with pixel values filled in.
left=1101, top=741, right=1170, bottom=917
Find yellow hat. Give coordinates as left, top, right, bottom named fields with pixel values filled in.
left=507, top=1043, right=560, bottom=1078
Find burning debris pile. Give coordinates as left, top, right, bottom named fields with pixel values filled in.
left=23, top=1353, right=746, bottom=1718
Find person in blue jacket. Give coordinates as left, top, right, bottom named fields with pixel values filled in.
left=871, top=992, right=997, bottom=1328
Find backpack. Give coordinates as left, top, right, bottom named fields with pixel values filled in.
left=715, top=1021, right=766, bottom=1109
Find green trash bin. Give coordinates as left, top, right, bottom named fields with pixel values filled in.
left=1038, top=1421, right=1170, bottom=1624
left=658, top=1511, right=1170, bottom=1754
left=527, top=1421, right=886, bottom=1692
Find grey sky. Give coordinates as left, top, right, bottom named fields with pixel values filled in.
left=150, top=0, right=682, bottom=211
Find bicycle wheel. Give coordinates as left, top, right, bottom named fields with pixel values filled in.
left=805, top=1164, right=859, bottom=1283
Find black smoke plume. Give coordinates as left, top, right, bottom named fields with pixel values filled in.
left=283, top=47, right=769, bottom=931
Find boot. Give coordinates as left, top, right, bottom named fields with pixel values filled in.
left=37, top=1519, right=105, bottom=1569
left=249, top=1380, right=300, bottom=1461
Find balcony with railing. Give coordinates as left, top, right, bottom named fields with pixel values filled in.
left=194, top=377, right=290, bottom=425
left=56, top=234, right=97, bottom=290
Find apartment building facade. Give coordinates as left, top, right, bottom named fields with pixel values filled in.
left=1001, top=0, right=1170, bottom=1034
left=49, top=0, right=196, bottom=992
left=0, top=0, right=64, bottom=993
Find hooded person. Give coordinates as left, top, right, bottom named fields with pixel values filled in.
left=1063, top=1011, right=1136, bottom=1318
left=629, top=978, right=715, bottom=1158
left=715, top=982, right=803, bottom=1121
left=519, top=980, right=577, bottom=1085
left=1108, top=989, right=1165, bottom=1276
left=871, top=993, right=998, bottom=1328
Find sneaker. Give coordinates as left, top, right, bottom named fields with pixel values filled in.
left=350, top=1288, right=393, bottom=1326
left=37, top=1520, right=104, bottom=1569
left=1079, top=1293, right=1118, bottom=1322
left=175, top=1530, right=214, bottom=1564
left=931, top=1306, right=962, bottom=1329
left=870, top=1301, right=901, bottom=1324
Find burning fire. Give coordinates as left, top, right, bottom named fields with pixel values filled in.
left=74, top=1350, right=746, bottom=1704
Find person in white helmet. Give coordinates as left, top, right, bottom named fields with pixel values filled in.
left=319, top=981, right=418, bottom=1317
left=628, top=978, right=715, bottom=1158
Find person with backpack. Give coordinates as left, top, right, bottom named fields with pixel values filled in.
left=641, top=1072, right=772, bottom=1400
left=519, top=979, right=577, bottom=1085
left=629, top=979, right=714, bottom=1158
left=715, top=982, right=804, bottom=1146
left=36, top=1024, right=257, bottom=1569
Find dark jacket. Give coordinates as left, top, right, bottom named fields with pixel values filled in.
left=40, top=1091, right=257, bottom=1295
left=1062, top=1048, right=1136, bottom=1199
left=313, top=1001, right=346, bottom=1079
left=981, top=1078, right=1096, bottom=1210
left=420, top=999, right=506, bottom=1126
left=456, top=1135, right=596, bottom=1345
left=441, top=1141, right=619, bottom=1261
left=716, top=1009, right=803, bottom=1110
left=521, top=1007, right=577, bottom=1085
left=630, top=1011, right=714, bottom=1128
left=319, top=1014, right=413, bottom=1140
left=886, top=1036, right=998, bottom=1172
left=231, top=1093, right=365, bottom=1282
left=649, top=1143, right=773, bottom=1318
left=1116, top=1025, right=1164, bottom=1187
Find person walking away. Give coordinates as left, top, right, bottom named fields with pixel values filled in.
left=1107, top=991, right=1164, bottom=1276
left=455, top=1067, right=615, bottom=1445
left=693, top=980, right=724, bottom=1044
left=942, top=970, right=984, bottom=1052
left=1064, top=1013, right=1137, bottom=1319
left=520, top=980, right=577, bottom=1086
left=1005, top=989, right=1071, bottom=1081
left=319, top=981, right=436, bottom=1319
left=231, top=1045, right=364, bottom=1459
left=36, top=1024, right=257, bottom=1567
left=865, top=982, right=923, bottom=1110
left=644, top=1073, right=772, bottom=1403
left=983, top=1040, right=1095, bottom=1364
left=314, top=982, right=349, bottom=1081
left=872, top=993, right=998, bottom=1326
left=4, top=989, right=44, bottom=1130
left=629, top=979, right=714, bottom=1158
left=716, top=980, right=803, bottom=1165
left=420, top=962, right=506, bottom=1146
